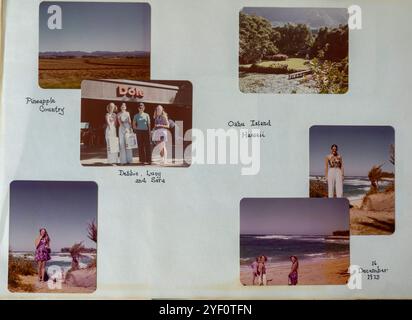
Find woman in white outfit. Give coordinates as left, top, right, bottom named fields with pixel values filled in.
left=117, top=103, right=134, bottom=165
left=325, top=144, right=344, bottom=198
left=105, top=103, right=119, bottom=165
left=152, top=105, right=170, bottom=165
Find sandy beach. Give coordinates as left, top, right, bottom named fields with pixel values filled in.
left=9, top=275, right=96, bottom=293
left=9, top=267, right=97, bottom=294
left=240, top=256, right=349, bottom=286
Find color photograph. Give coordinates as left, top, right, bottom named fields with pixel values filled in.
left=239, top=7, right=348, bottom=94
left=240, top=198, right=350, bottom=286
left=39, top=2, right=151, bottom=89
left=8, top=181, right=98, bottom=293
left=80, top=79, right=192, bottom=167
left=310, top=126, right=395, bottom=235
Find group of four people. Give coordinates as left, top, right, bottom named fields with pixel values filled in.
left=105, top=102, right=170, bottom=165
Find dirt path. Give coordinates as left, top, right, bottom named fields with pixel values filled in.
left=239, top=73, right=318, bottom=94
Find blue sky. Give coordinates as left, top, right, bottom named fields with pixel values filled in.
left=240, top=198, right=349, bottom=235
left=310, top=126, right=395, bottom=176
left=39, top=2, right=151, bottom=52
left=9, top=181, right=98, bottom=252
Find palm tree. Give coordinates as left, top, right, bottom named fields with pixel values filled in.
left=87, top=220, right=97, bottom=243
left=87, top=220, right=97, bottom=268
left=69, top=242, right=85, bottom=271
left=389, top=144, right=395, bottom=166
left=368, top=164, right=383, bottom=193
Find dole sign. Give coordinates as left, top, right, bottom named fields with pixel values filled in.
left=117, top=85, right=144, bottom=99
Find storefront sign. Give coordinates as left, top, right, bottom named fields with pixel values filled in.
left=117, top=85, right=144, bottom=99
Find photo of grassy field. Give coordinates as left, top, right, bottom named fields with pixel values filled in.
left=39, top=2, right=151, bottom=89
left=39, top=55, right=150, bottom=89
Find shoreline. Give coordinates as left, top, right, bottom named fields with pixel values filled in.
left=240, top=255, right=349, bottom=286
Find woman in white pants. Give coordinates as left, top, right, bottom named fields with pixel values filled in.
left=152, top=105, right=170, bottom=165
left=325, top=144, right=344, bottom=198
left=105, top=103, right=119, bottom=165
left=117, top=103, right=133, bottom=165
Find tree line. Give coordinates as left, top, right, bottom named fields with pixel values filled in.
left=239, top=12, right=348, bottom=64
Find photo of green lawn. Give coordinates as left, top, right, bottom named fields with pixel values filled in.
left=239, top=8, right=349, bottom=94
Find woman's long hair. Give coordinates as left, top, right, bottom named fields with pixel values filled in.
left=153, top=105, right=168, bottom=120
left=290, top=255, right=299, bottom=269
left=39, top=228, right=50, bottom=245
left=106, top=102, right=117, bottom=113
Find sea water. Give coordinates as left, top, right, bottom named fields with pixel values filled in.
left=12, top=251, right=94, bottom=273
left=240, top=234, right=349, bottom=266
left=310, top=176, right=393, bottom=201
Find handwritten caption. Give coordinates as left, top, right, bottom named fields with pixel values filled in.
left=227, top=120, right=271, bottom=138
left=360, top=260, right=389, bottom=281
left=119, top=169, right=166, bottom=184
left=26, top=97, right=65, bottom=116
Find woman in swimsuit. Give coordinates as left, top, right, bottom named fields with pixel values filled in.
left=288, top=256, right=299, bottom=285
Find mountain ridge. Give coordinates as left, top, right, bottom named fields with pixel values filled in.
left=39, top=50, right=150, bottom=58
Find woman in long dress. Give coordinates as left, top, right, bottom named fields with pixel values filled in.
left=117, top=103, right=133, bottom=165
left=105, top=103, right=119, bottom=165
left=35, top=228, right=51, bottom=282
left=152, top=105, right=170, bottom=165
left=325, top=144, right=344, bottom=198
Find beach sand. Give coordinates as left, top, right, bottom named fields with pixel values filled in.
left=240, top=256, right=350, bottom=286
left=10, top=269, right=97, bottom=294
left=350, top=191, right=395, bottom=235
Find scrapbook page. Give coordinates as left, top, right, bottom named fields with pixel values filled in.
left=0, top=0, right=412, bottom=300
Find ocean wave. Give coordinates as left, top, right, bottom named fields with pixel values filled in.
left=325, top=239, right=350, bottom=244
left=344, top=179, right=370, bottom=186
left=254, top=235, right=292, bottom=240
left=304, top=253, right=326, bottom=257
left=49, top=255, right=72, bottom=262
left=252, top=235, right=327, bottom=242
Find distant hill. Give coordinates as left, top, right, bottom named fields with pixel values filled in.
left=332, top=230, right=350, bottom=236
left=242, top=7, right=348, bottom=29
left=39, top=51, right=150, bottom=58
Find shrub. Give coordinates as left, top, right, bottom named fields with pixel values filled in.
left=249, top=63, right=288, bottom=74
left=310, top=179, right=328, bottom=198
left=309, top=57, right=348, bottom=94
left=239, top=65, right=252, bottom=72
left=9, top=255, right=36, bottom=276
left=263, top=54, right=288, bottom=61
left=8, top=254, right=36, bottom=291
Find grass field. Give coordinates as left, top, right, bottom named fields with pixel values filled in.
left=39, top=56, right=150, bottom=89
left=261, top=58, right=309, bottom=71
left=240, top=58, right=310, bottom=74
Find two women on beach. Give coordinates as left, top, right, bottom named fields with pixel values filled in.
left=252, top=255, right=267, bottom=285
left=325, top=144, right=344, bottom=198
left=251, top=255, right=299, bottom=286
left=35, top=228, right=51, bottom=282
left=105, top=102, right=170, bottom=166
